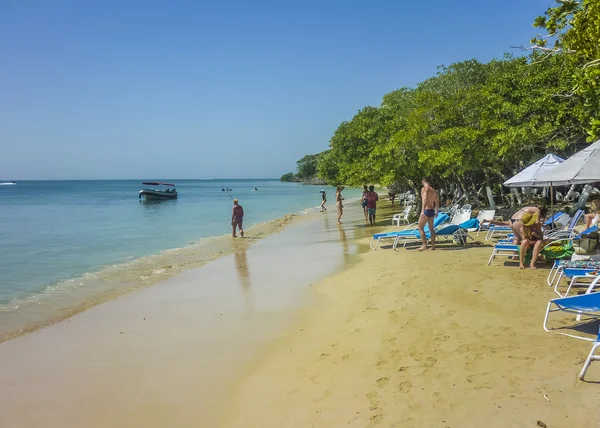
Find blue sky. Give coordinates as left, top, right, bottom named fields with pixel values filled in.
left=1, top=0, right=553, bottom=179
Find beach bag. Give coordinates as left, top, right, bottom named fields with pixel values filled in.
left=573, top=238, right=597, bottom=254
left=541, top=240, right=575, bottom=260
left=573, top=230, right=599, bottom=255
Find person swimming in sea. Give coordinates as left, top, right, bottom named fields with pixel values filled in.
left=232, top=199, right=244, bottom=238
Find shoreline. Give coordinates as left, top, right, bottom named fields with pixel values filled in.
left=0, top=211, right=303, bottom=343
left=0, top=201, right=372, bottom=428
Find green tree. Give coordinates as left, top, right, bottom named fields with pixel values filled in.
left=533, top=0, right=600, bottom=139
left=280, top=172, right=295, bottom=182
left=296, top=154, right=320, bottom=180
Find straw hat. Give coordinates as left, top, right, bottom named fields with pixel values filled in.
left=522, top=212, right=538, bottom=226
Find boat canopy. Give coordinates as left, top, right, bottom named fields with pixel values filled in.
left=142, top=182, right=175, bottom=186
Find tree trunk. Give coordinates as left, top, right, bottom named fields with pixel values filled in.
left=510, top=188, right=523, bottom=206
left=565, top=184, right=577, bottom=202
left=576, top=185, right=593, bottom=211
left=484, top=174, right=496, bottom=210
left=413, top=186, right=421, bottom=216
left=457, top=178, right=470, bottom=203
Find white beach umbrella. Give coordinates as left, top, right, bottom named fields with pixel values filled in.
left=534, top=139, right=600, bottom=186
left=503, top=153, right=565, bottom=188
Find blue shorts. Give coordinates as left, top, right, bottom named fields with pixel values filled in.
left=362, top=201, right=367, bottom=208
left=368, top=208, right=376, bottom=216
left=423, top=209, right=436, bottom=218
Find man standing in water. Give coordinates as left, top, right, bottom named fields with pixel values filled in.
left=232, top=199, right=244, bottom=238
left=365, top=185, right=379, bottom=226
left=418, top=178, right=439, bottom=251
left=320, top=189, right=327, bottom=212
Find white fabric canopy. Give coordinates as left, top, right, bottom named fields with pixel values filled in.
left=503, top=153, right=564, bottom=187
left=534, top=140, right=600, bottom=186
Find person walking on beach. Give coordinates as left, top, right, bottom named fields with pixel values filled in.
left=320, top=189, right=327, bottom=212
left=336, top=186, right=344, bottom=224
left=365, top=185, right=379, bottom=226
left=231, top=199, right=244, bottom=238
left=361, top=185, right=369, bottom=222
left=418, top=178, right=439, bottom=251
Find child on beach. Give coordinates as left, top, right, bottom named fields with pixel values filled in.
left=320, top=189, right=327, bottom=212
left=232, top=199, right=244, bottom=238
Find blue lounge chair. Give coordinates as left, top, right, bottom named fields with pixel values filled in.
left=370, top=213, right=449, bottom=250
left=542, top=278, right=600, bottom=380
left=545, top=212, right=568, bottom=229
left=556, top=270, right=599, bottom=297
left=487, top=243, right=520, bottom=266
left=485, top=225, right=512, bottom=241
left=392, top=217, right=475, bottom=250
left=547, top=255, right=600, bottom=286
left=545, top=210, right=584, bottom=240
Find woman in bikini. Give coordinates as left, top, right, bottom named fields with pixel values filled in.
left=510, top=206, right=545, bottom=244
left=336, top=186, right=344, bottom=225
left=361, top=185, right=368, bottom=222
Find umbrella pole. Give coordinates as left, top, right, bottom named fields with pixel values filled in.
left=550, top=182, right=554, bottom=229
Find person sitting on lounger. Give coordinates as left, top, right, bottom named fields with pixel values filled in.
left=584, top=200, right=600, bottom=229
left=519, top=212, right=546, bottom=270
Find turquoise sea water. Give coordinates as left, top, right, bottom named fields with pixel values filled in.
left=0, top=180, right=360, bottom=310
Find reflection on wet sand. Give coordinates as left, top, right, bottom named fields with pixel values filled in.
left=338, top=226, right=350, bottom=259
left=234, top=250, right=254, bottom=314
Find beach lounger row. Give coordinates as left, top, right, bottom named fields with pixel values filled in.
left=540, top=221, right=600, bottom=379
left=543, top=276, right=600, bottom=380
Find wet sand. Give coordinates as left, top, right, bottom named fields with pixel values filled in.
left=224, top=211, right=600, bottom=427
left=0, top=204, right=371, bottom=428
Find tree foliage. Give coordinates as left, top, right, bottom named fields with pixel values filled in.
left=314, top=55, right=587, bottom=202
left=280, top=172, right=295, bottom=182
left=533, top=0, right=600, bottom=139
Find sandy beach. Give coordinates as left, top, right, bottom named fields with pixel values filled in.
left=2, top=202, right=600, bottom=428
left=223, top=208, right=600, bottom=427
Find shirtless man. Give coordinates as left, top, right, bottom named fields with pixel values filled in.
left=231, top=199, right=244, bottom=238
left=418, top=178, right=440, bottom=251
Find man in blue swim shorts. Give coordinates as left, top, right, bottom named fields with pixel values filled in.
left=418, top=178, right=440, bottom=251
